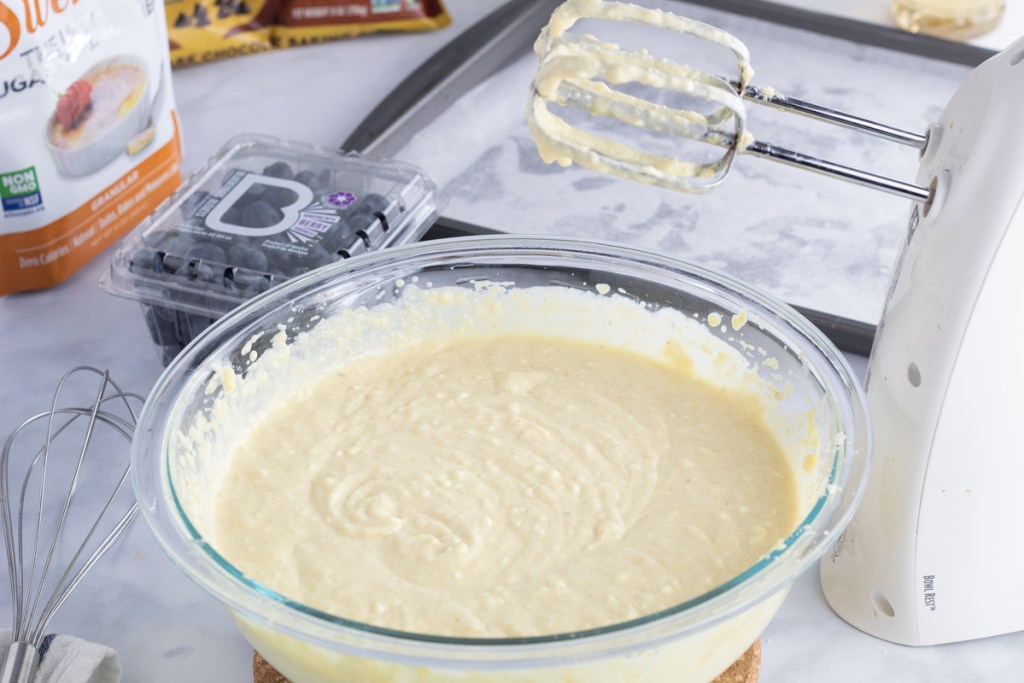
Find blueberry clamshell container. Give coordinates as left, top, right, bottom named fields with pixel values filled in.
left=101, top=134, right=443, bottom=365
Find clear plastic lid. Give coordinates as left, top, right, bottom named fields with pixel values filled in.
left=101, top=134, right=442, bottom=318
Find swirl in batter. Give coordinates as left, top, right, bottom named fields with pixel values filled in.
left=211, top=333, right=797, bottom=638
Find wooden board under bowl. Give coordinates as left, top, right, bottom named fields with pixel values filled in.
left=253, top=639, right=761, bottom=683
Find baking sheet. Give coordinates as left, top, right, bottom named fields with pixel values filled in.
left=389, top=0, right=972, bottom=325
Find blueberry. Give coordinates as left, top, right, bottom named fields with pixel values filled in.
left=262, top=186, right=300, bottom=209
left=144, top=305, right=179, bottom=346
left=321, top=218, right=360, bottom=253
left=360, top=193, right=390, bottom=215
left=234, top=271, right=274, bottom=298
left=345, top=206, right=378, bottom=232
left=128, top=248, right=163, bottom=275
left=241, top=184, right=266, bottom=201
left=294, top=170, right=318, bottom=189
left=258, top=246, right=294, bottom=275
left=185, top=242, right=227, bottom=265
left=227, top=242, right=269, bottom=272
left=158, top=232, right=201, bottom=255
left=316, top=168, right=333, bottom=188
left=262, top=161, right=294, bottom=180
left=240, top=200, right=283, bottom=228
left=160, top=253, right=186, bottom=274
left=221, top=270, right=240, bottom=296
left=220, top=205, right=245, bottom=226
left=176, top=311, right=216, bottom=344
left=175, top=260, right=217, bottom=284
left=293, top=246, right=333, bottom=274
left=152, top=304, right=177, bottom=323
left=222, top=268, right=263, bottom=298
left=268, top=265, right=293, bottom=279
left=311, top=171, right=339, bottom=197
left=161, top=343, right=185, bottom=367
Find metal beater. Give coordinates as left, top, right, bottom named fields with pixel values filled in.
left=1, top=367, right=142, bottom=683
left=528, top=0, right=931, bottom=202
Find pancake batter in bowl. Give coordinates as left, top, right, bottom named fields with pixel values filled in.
left=207, top=290, right=800, bottom=639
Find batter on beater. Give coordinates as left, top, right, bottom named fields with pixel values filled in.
left=527, top=0, right=753, bottom=191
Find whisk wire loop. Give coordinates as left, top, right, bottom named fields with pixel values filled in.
left=25, top=373, right=110, bottom=643
left=2, top=366, right=142, bottom=683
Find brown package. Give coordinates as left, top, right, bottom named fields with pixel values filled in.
left=166, top=0, right=450, bottom=67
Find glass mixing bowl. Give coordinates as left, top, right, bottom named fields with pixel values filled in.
left=133, top=236, right=870, bottom=683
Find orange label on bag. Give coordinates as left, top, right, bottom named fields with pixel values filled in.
left=0, top=120, right=182, bottom=295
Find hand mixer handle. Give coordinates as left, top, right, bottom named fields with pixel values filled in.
left=821, top=35, right=1024, bottom=646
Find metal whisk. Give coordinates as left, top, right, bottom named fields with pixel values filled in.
left=1, top=367, right=142, bottom=683
left=528, top=0, right=931, bottom=202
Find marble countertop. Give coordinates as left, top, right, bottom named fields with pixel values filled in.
left=1, top=1, right=1022, bottom=681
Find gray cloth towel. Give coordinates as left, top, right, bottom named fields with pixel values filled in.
left=0, top=631, right=120, bottom=683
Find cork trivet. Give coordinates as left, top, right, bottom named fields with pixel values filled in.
left=712, top=639, right=761, bottom=683
left=253, top=651, right=291, bottom=683
left=253, top=638, right=760, bottom=683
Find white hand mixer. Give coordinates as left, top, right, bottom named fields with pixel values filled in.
left=530, top=0, right=1024, bottom=647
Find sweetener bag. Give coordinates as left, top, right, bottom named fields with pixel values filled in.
left=0, top=0, right=183, bottom=296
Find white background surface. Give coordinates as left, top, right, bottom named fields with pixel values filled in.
left=1, top=1, right=1023, bottom=681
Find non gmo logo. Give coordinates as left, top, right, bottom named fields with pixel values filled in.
left=1, top=166, right=44, bottom=217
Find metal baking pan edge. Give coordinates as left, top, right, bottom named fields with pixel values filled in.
left=420, top=217, right=877, bottom=357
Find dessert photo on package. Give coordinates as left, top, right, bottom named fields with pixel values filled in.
left=0, top=0, right=183, bottom=297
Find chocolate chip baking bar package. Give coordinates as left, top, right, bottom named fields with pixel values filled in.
left=0, top=0, right=183, bottom=296
left=165, top=0, right=450, bottom=67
